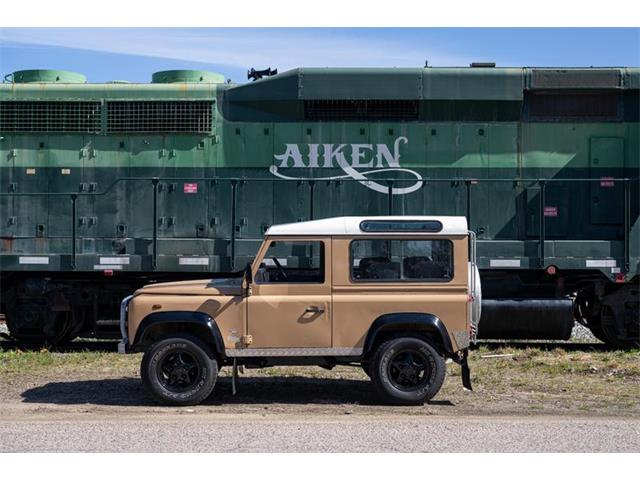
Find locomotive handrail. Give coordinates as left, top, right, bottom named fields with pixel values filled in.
left=0, top=175, right=635, bottom=197
left=539, top=181, right=547, bottom=267
left=0, top=176, right=635, bottom=275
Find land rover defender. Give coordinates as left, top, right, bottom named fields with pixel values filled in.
left=118, top=216, right=481, bottom=406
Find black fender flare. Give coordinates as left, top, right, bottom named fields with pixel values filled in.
left=362, top=312, right=454, bottom=357
left=133, top=311, right=225, bottom=358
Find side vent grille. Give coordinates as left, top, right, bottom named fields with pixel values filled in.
left=531, top=69, right=621, bottom=89
left=304, top=99, right=419, bottom=121
left=0, top=101, right=102, bottom=132
left=106, top=101, right=213, bottom=133
left=526, top=91, right=621, bottom=121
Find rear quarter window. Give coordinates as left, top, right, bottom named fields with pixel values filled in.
left=350, top=239, right=453, bottom=282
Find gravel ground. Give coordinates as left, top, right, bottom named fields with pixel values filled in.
left=570, top=322, right=599, bottom=342
left=1, top=415, right=638, bottom=452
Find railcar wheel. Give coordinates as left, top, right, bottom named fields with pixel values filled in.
left=5, top=304, right=73, bottom=347
left=600, top=305, right=640, bottom=350
left=585, top=317, right=609, bottom=344
left=370, top=337, right=446, bottom=406
left=575, top=292, right=609, bottom=344
left=141, top=335, right=218, bottom=406
left=578, top=284, right=639, bottom=349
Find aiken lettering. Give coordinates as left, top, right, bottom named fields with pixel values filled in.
left=274, top=137, right=407, bottom=169
left=270, top=136, right=423, bottom=195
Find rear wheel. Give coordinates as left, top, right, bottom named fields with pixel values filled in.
left=370, top=337, right=446, bottom=405
left=141, top=335, right=218, bottom=406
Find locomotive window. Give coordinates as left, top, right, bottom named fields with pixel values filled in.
left=525, top=91, right=621, bottom=121
left=106, top=101, right=213, bottom=133
left=0, top=101, right=102, bottom=133
left=350, top=239, right=453, bottom=282
left=304, top=99, right=419, bottom=121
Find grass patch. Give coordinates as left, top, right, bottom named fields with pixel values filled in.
left=0, top=343, right=638, bottom=416
left=458, top=346, right=640, bottom=413
left=0, top=347, right=140, bottom=377
left=473, top=346, right=640, bottom=379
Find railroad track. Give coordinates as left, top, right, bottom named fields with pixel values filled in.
left=474, top=340, right=611, bottom=351
left=0, top=338, right=120, bottom=353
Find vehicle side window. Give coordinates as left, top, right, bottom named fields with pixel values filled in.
left=255, top=240, right=324, bottom=284
left=351, top=239, right=453, bottom=282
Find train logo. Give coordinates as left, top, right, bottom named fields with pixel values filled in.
left=270, top=136, right=423, bottom=195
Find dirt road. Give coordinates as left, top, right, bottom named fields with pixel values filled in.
left=2, top=414, right=638, bottom=452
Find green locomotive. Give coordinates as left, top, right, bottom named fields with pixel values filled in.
left=0, top=66, right=638, bottom=347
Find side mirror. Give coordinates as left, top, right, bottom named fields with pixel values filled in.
left=243, top=262, right=253, bottom=285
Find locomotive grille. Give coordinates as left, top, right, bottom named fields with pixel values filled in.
left=531, top=69, right=621, bottom=89
left=304, top=99, right=419, bottom=121
left=526, top=91, right=621, bottom=121
left=106, top=101, right=213, bottom=133
left=0, top=101, right=102, bottom=133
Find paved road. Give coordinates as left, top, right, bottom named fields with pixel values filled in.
left=1, top=415, right=638, bottom=452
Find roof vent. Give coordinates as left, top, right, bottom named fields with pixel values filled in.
left=151, top=70, right=224, bottom=84
left=7, top=69, right=87, bottom=83
left=470, top=62, right=496, bottom=68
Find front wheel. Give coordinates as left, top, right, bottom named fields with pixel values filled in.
left=370, top=337, right=446, bottom=405
left=141, top=335, right=218, bottom=406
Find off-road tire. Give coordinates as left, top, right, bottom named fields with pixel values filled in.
left=370, top=336, right=446, bottom=405
left=141, top=335, right=218, bottom=406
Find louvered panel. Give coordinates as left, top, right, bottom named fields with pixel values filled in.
left=106, top=101, right=213, bottom=133
left=0, top=101, right=102, bottom=132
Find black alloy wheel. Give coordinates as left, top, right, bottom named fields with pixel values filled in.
left=157, top=349, right=202, bottom=393
left=387, top=349, right=431, bottom=392
left=370, top=336, right=446, bottom=405
left=141, top=335, right=218, bottom=406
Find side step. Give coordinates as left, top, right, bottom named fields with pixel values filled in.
left=95, top=319, right=121, bottom=339
left=95, top=319, right=120, bottom=327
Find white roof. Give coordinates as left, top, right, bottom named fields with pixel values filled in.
left=266, top=216, right=468, bottom=236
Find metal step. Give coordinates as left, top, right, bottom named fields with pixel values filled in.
left=95, top=319, right=120, bottom=327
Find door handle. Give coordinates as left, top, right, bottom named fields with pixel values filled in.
left=305, top=306, right=325, bottom=313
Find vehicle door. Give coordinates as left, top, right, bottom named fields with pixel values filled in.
left=247, top=237, right=332, bottom=348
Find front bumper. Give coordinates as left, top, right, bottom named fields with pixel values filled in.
left=118, top=294, right=135, bottom=354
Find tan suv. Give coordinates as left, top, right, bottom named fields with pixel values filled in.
left=118, top=216, right=481, bottom=406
